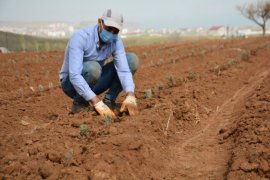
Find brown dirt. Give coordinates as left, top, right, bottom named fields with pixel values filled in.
left=0, top=37, right=270, bottom=179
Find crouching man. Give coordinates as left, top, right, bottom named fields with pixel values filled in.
left=59, top=9, right=139, bottom=118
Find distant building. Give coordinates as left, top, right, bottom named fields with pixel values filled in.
left=208, top=26, right=227, bottom=37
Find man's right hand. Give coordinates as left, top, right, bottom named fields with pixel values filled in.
left=94, top=101, right=116, bottom=119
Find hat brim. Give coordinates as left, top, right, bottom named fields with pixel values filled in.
left=103, top=18, right=122, bottom=31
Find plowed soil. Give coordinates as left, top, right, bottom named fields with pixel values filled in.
left=0, top=37, right=270, bottom=180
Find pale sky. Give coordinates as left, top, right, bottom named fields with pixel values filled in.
left=0, top=0, right=258, bottom=28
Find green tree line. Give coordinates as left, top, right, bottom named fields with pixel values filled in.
left=0, top=31, right=68, bottom=52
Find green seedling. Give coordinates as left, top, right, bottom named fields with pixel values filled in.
left=48, top=82, right=54, bottom=90
left=65, top=148, right=73, bottom=166
left=18, top=88, right=24, bottom=97
left=145, top=88, right=152, bottom=98
left=237, top=50, right=250, bottom=62
left=213, top=65, right=220, bottom=74
left=167, top=74, right=175, bottom=84
left=251, top=148, right=258, bottom=156
left=103, top=114, right=112, bottom=135
left=103, top=114, right=112, bottom=124
left=79, top=124, right=88, bottom=137
left=150, top=60, right=155, bottom=67
left=227, top=59, right=234, bottom=66
left=38, top=84, right=44, bottom=92
left=187, top=70, right=197, bottom=80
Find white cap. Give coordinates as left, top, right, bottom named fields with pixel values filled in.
left=101, top=9, right=123, bottom=31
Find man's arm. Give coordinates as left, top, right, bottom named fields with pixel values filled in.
left=112, top=39, right=135, bottom=95
left=68, top=31, right=97, bottom=102
left=113, top=39, right=138, bottom=115
left=67, top=30, right=116, bottom=118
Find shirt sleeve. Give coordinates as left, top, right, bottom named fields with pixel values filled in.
left=113, top=39, right=135, bottom=93
left=68, top=31, right=96, bottom=101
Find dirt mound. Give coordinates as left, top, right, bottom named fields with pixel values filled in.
left=222, top=73, right=270, bottom=179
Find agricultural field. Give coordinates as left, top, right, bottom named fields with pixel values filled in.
left=0, top=37, right=270, bottom=179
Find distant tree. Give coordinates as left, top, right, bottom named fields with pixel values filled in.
left=237, top=0, right=270, bottom=36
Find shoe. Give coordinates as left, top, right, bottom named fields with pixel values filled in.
left=70, top=101, right=90, bottom=114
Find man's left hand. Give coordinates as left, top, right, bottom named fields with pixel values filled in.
left=120, top=95, right=138, bottom=115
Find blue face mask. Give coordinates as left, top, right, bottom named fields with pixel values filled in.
left=100, top=25, right=118, bottom=43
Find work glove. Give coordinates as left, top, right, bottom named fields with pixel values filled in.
left=94, top=101, right=116, bottom=119
left=120, top=95, right=138, bottom=116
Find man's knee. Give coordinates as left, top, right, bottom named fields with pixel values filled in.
left=82, top=61, right=102, bottom=84
left=126, top=52, right=140, bottom=74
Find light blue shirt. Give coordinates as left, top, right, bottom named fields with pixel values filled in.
left=59, top=25, right=135, bottom=101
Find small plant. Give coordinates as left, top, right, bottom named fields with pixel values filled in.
left=103, top=114, right=112, bottom=124
left=150, top=60, right=155, bottom=67
left=167, top=74, right=175, bottom=85
left=142, top=52, right=148, bottom=59
left=237, top=50, right=250, bottom=62
left=250, top=148, right=258, bottom=156
left=187, top=70, right=197, bottom=80
left=103, top=114, right=113, bottom=133
left=145, top=88, right=152, bottom=98
left=213, top=65, right=220, bottom=75
left=227, top=59, right=234, bottom=66
left=48, top=82, right=54, bottom=90
left=65, top=148, right=73, bottom=166
left=18, top=88, right=24, bottom=97
left=38, top=84, right=44, bottom=92
left=79, top=124, right=88, bottom=137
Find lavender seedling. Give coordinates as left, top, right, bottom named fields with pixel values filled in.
left=18, top=88, right=24, bottom=97
left=38, top=84, right=44, bottom=93
left=103, top=114, right=112, bottom=124
left=145, top=88, right=152, bottom=98
left=79, top=124, right=89, bottom=138
left=65, top=148, right=73, bottom=166
left=227, top=59, right=234, bottom=66
left=187, top=70, right=197, bottom=80
left=167, top=74, right=175, bottom=85
left=48, top=82, right=54, bottom=90
left=213, top=65, right=220, bottom=75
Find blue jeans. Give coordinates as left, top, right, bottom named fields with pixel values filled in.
left=61, top=52, right=139, bottom=105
